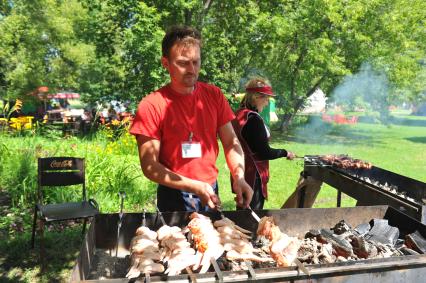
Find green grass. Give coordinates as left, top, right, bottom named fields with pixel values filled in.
left=0, top=112, right=425, bottom=282
left=216, top=112, right=426, bottom=210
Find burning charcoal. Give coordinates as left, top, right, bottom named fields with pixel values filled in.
left=394, top=239, right=405, bottom=249
left=375, top=242, right=396, bottom=258
left=336, top=256, right=348, bottom=262
left=399, top=247, right=420, bottom=256
left=350, top=235, right=371, bottom=258
left=305, top=229, right=321, bottom=239
left=332, top=220, right=352, bottom=235
left=317, top=243, right=335, bottom=264
left=367, top=245, right=378, bottom=258
left=364, top=219, right=399, bottom=246
left=405, top=231, right=426, bottom=254
left=298, top=239, right=317, bottom=262
left=354, top=223, right=371, bottom=236
left=317, top=229, right=353, bottom=258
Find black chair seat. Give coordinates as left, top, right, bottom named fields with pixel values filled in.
left=38, top=201, right=98, bottom=222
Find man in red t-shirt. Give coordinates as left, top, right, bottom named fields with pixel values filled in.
left=129, top=25, right=253, bottom=212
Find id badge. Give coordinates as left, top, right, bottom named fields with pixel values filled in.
left=181, top=142, right=202, bottom=158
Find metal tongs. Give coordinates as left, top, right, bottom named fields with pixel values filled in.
left=248, top=206, right=311, bottom=276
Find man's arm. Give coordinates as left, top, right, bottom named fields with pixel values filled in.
left=218, top=122, right=253, bottom=208
left=136, top=134, right=219, bottom=208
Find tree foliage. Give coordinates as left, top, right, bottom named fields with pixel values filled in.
left=0, top=0, right=424, bottom=126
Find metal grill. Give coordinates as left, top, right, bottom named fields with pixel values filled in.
left=71, top=206, right=426, bottom=282
left=302, top=155, right=426, bottom=223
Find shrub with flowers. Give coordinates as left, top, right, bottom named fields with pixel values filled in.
left=102, top=114, right=134, bottom=141
left=0, top=99, right=35, bottom=133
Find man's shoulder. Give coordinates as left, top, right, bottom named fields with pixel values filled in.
left=141, top=87, right=169, bottom=105
left=197, top=81, right=221, bottom=94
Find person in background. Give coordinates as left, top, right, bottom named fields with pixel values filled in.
left=232, top=77, right=296, bottom=210
left=129, top=25, right=253, bottom=212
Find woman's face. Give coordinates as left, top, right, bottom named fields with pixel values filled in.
left=254, top=94, right=270, bottom=112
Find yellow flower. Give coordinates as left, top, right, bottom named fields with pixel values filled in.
left=14, top=99, right=23, bottom=112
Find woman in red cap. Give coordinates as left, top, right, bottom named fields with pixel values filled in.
left=232, top=77, right=296, bottom=210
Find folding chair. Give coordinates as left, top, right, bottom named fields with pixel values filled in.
left=31, top=157, right=99, bottom=249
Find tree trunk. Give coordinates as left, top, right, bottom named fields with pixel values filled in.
left=279, top=113, right=295, bottom=132
left=278, top=75, right=327, bottom=132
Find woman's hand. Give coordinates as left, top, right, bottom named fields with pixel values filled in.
left=286, top=151, right=296, bottom=160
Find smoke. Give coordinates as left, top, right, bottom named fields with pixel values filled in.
left=331, top=62, right=390, bottom=120
left=293, top=62, right=391, bottom=147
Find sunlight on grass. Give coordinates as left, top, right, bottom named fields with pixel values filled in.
left=217, top=113, right=426, bottom=210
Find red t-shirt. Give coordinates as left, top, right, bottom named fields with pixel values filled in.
left=130, top=82, right=235, bottom=184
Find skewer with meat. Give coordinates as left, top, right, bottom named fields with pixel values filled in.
left=319, top=154, right=372, bottom=170
left=186, top=212, right=224, bottom=273
left=257, top=216, right=301, bottom=267
left=156, top=225, right=200, bottom=276
left=213, top=217, right=271, bottom=262
left=126, top=226, right=164, bottom=279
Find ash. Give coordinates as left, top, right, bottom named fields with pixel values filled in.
left=87, top=249, right=130, bottom=279
left=295, top=219, right=419, bottom=265
left=357, top=176, right=419, bottom=204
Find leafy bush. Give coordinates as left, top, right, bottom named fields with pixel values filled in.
left=0, top=127, right=153, bottom=215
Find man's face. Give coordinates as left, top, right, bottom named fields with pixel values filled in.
left=162, top=43, right=201, bottom=89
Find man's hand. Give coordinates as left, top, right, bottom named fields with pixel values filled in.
left=232, top=177, right=253, bottom=208
left=192, top=180, right=220, bottom=209
left=286, top=151, right=296, bottom=160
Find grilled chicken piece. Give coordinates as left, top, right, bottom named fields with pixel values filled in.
left=157, top=225, right=181, bottom=241
left=135, top=226, right=158, bottom=240
left=126, top=259, right=164, bottom=279
left=165, top=252, right=202, bottom=276
left=157, top=223, right=200, bottom=276
left=223, top=240, right=254, bottom=254
left=226, top=250, right=272, bottom=262
left=257, top=216, right=302, bottom=267
left=216, top=225, right=251, bottom=239
left=127, top=227, right=163, bottom=279
left=187, top=212, right=224, bottom=273
left=257, top=216, right=282, bottom=241
left=270, top=234, right=301, bottom=267
left=131, top=238, right=159, bottom=254
left=213, top=218, right=252, bottom=234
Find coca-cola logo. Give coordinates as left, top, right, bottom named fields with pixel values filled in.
left=50, top=160, right=73, bottom=168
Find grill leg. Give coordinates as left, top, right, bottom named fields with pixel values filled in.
left=282, top=173, right=322, bottom=208
left=31, top=205, right=38, bottom=249
left=337, top=191, right=342, bottom=207
left=82, top=218, right=88, bottom=237
left=298, top=186, right=306, bottom=208
left=40, top=220, right=46, bottom=272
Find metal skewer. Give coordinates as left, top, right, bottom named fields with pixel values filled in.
left=248, top=206, right=311, bottom=276
left=115, top=191, right=126, bottom=271
left=155, top=206, right=167, bottom=226
left=141, top=209, right=151, bottom=283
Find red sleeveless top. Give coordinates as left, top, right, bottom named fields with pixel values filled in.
left=232, top=108, right=270, bottom=198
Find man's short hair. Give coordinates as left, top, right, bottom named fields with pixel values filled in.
left=162, top=25, right=202, bottom=58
